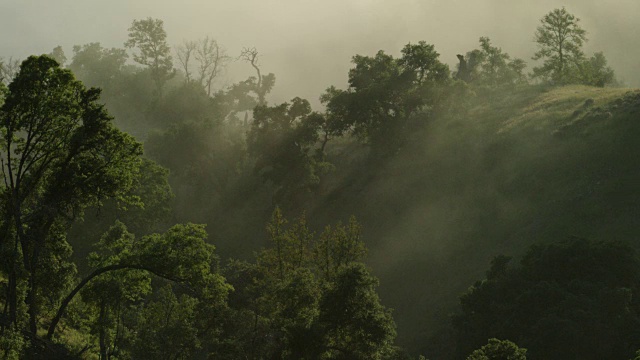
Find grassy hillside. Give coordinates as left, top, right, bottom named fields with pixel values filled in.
left=309, top=84, right=640, bottom=353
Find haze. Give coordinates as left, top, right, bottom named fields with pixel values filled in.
left=2, top=0, right=639, bottom=106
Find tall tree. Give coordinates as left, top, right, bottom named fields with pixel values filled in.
left=531, top=7, right=587, bottom=84
left=125, top=17, right=175, bottom=96
left=220, top=210, right=394, bottom=359
left=322, top=41, right=450, bottom=156
left=0, top=55, right=142, bottom=337
left=316, top=263, right=397, bottom=360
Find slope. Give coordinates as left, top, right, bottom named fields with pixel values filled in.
left=311, top=84, right=640, bottom=354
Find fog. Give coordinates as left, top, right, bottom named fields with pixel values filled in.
left=2, top=0, right=640, bottom=353
left=2, top=0, right=639, bottom=106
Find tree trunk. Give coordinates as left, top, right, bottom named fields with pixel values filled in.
left=99, top=301, right=108, bottom=360
left=6, top=268, right=17, bottom=326
left=47, top=263, right=186, bottom=339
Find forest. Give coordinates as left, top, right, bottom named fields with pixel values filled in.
left=2, top=5, right=640, bottom=360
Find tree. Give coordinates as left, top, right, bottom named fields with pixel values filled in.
left=68, top=43, right=129, bottom=90
left=322, top=41, right=450, bottom=156
left=239, top=47, right=275, bottom=106
left=125, top=17, right=175, bottom=96
left=0, top=56, right=143, bottom=338
left=466, top=338, right=527, bottom=360
left=247, top=98, right=329, bottom=204
left=579, top=51, right=617, bottom=87
left=457, top=37, right=527, bottom=88
left=316, top=263, right=397, bottom=360
left=48, top=46, right=67, bottom=66
left=67, top=42, right=157, bottom=137
left=176, top=37, right=230, bottom=96
left=130, top=286, right=201, bottom=360
left=196, top=37, right=230, bottom=96
left=531, top=7, right=587, bottom=84
left=452, top=238, right=640, bottom=360
left=47, top=222, right=231, bottom=341
left=176, top=40, right=197, bottom=84
left=80, top=222, right=152, bottom=359
left=0, top=57, right=20, bottom=85
left=218, top=210, right=394, bottom=360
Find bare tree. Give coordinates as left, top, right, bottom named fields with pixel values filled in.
left=239, top=47, right=268, bottom=105
left=176, top=40, right=197, bottom=83
left=195, top=36, right=229, bottom=96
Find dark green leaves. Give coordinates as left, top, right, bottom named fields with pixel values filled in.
left=322, top=42, right=450, bottom=156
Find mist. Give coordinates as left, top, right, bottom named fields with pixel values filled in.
left=2, top=1, right=640, bottom=358
left=2, top=0, right=639, bottom=105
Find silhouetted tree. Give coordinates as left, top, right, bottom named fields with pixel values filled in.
left=125, top=17, right=175, bottom=96
left=532, top=8, right=586, bottom=84
left=322, top=41, right=450, bottom=156
left=239, top=47, right=275, bottom=106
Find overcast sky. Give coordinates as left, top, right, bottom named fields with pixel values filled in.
left=1, top=0, right=638, bottom=105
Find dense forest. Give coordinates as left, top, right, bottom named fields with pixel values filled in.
left=2, top=6, right=640, bottom=359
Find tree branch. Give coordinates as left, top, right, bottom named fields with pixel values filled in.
left=47, top=263, right=187, bottom=339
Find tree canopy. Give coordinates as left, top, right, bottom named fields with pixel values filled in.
left=453, top=238, right=640, bottom=360
left=0, top=55, right=143, bottom=356
left=322, top=41, right=449, bottom=156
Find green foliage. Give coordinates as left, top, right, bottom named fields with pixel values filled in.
left=466, top=338, right=527, bottom=360
left=317, top=263, right=397, bottom=360
left=125, top=17, right=175, bottom=95
left=82, top=222, right=152, bottom=358
left=247, top=97, right=331, bottom=204
left=578, top=51, right=617, bottom=87
left=258, top=208, right=367, bottom=280
left=131, top=286, right=201, bottom=360
left=531, top=8, right=617, bottom=87
left=314, top=216, right=367, bottom=280
left=48, top=46, right=67, bottom=66
left=49, top=222, right=231, bottom=357
left=220, top=209, right=395, bottom=359
left=69, top=43, right=129, bottom=90
left=532, top=8, right=587, bottom=84
left=0, top=55, right=142, bottom=336
left=148, top=81, right=217, bottom=128
left=0, top=326, right=28, bottom=360
left=322, top=41, right=450, bottom=156
left=460, top=37, right=527, bottom=88
left=453, top=238, right=640, bottom=360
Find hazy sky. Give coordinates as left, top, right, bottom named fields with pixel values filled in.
left=1, top=0, right=639, bottom=105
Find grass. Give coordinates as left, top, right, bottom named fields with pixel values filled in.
left=492, top=85, right=633, bottom=133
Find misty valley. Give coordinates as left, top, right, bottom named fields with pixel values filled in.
left=2, top=4, right=640, bottom=360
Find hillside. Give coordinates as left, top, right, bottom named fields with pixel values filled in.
left=308, top=85, right=640, bottom=353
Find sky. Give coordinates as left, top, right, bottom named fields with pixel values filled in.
left=1, top=0, right=639, bottom=105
